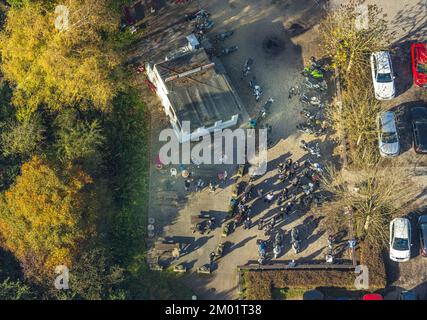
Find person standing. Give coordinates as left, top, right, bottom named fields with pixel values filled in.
left=264, top=191, right=274, bottom=204
left=285, top=158, right=293, bottom=172
left=271, top=215, right=277, bottom=228
left=282, top=187, right=289, bottom=200
left=258, top=217, right=264, bottom=230
left=279, top=207, right=286, bottom=220
left=210, top=252, right=216, bottom=264
left=243, top=217, right=252, bottom=230
left=184, top=179, right=191, bottom=191
left=209, top=181, right=216, bottom=192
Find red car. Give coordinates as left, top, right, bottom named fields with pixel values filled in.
left=362, top=293, right=384, bottom=300
left=411, top=43, right=427, bottom=87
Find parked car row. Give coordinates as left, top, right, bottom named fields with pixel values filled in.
left=362, top=291, right=417, bottom=300
left=372, top=43, right=427, bottom=156
left=389, top=214, right=427, bottom=262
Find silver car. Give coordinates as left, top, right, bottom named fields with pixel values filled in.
left=377, top=111, right=399, bottom=157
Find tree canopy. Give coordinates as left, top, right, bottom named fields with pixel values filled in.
left=0, top=114, right=45, bottom=158
left=54, top=109, right=105, bottom=163
left=0, top=156, right=97, bottom=282
left=0, top=1, right=122, bottom=120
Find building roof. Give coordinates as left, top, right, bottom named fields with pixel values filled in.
left=155, top=49, right=244, bottom=131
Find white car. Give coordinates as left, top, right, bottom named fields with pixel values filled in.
left=377, top=111, right=400, bottom=157
left=389, top=217, right=412, bottom=262
left=370, top=51, right=396, bottom=100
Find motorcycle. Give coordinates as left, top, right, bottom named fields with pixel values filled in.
left=302, top=182, right=315, bottom=196
left=302, top=67, right=324, bottom=79
left=304, top=159, right=324, bottom=174
left=220, top=45, right=238, bottom=56
left=291, top=228, right=301, bottom=254
left=185, top=9, right=210, bottom=21
left=249, top=77, right=263, bottom=101
left=297, top=121, right=325, bottom=137
left=300, top=93, right=322, bottom=106
left=302, top=194, right=313, bottom=207
left=214, top=30, right=234, bottom=42
left=299, top=140, right=321, bottom=158
left=258, top=98, right=274, bottom=119
left=194, top=20, right=214, bottom=33
left=303, top=77, right=328, bottom=92
left=309, top=56, right=326, bottom=73
left=300, top=108, right=323, bottom=121
left=296, top=123, right=320, bottom=136
left=302, top=58, right=325, bottom=80
left=242, top=58, right=253, bottom=78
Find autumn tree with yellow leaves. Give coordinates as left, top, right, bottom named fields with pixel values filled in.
left=0, top=156, right=99, bottom=283
left=0, top=0, right=123, bottom=120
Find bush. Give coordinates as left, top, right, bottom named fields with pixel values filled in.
left=243, top=271, right=273, bottom=300
left=359, top=241, right=387, bottom=289
left=243, top=269, right=357, bottom=300
left=0, top=114, right=45, bottom=158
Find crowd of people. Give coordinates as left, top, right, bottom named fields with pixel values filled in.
left=223, top=155, right=325, bottom=263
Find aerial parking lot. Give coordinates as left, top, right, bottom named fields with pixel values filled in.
left=140, top=0, right=427, bottom=300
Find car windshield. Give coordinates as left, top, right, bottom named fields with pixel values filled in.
left=377, top=73, right=392, bottom=83
left=415, top=123, right=427, bottom=145
left=382, top=132, right=398, bottom=144
left=393, top=237, right=409, bottom=251
left=416, top=62, right=427, bottom=74
left=421, top=224, right=427, bottom=241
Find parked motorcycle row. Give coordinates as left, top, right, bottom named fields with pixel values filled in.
left=289, top=57, right=332, bottom=137
left=190, top=9, right=214, bottom=35
left=257, top=225, right=305, bottom=264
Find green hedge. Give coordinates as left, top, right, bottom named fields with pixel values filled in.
left=243, top=269, right=356, bottom=300
left=359, top=241, right=387, bottom=289
left=242, top=240, right=387, bottom=300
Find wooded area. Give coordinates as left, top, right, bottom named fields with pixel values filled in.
left=0, top=0, right=186, bottom=299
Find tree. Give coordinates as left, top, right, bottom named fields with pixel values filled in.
left=321, top=163, right=417, bottom=250
left=54, top=109, right=105, bottom=163
left=0, top=278, right=35, bottom=300
left=0, top=114, right=45, bottom=158
left=319, top=0, right=391, bottom=84
left=52, top=248, right=125, bottom=300
left=0, top=156, right=97, bottom=283
left=0, top=1, right=122, bottom=120
left=327, top=83, right=385, bottom=165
